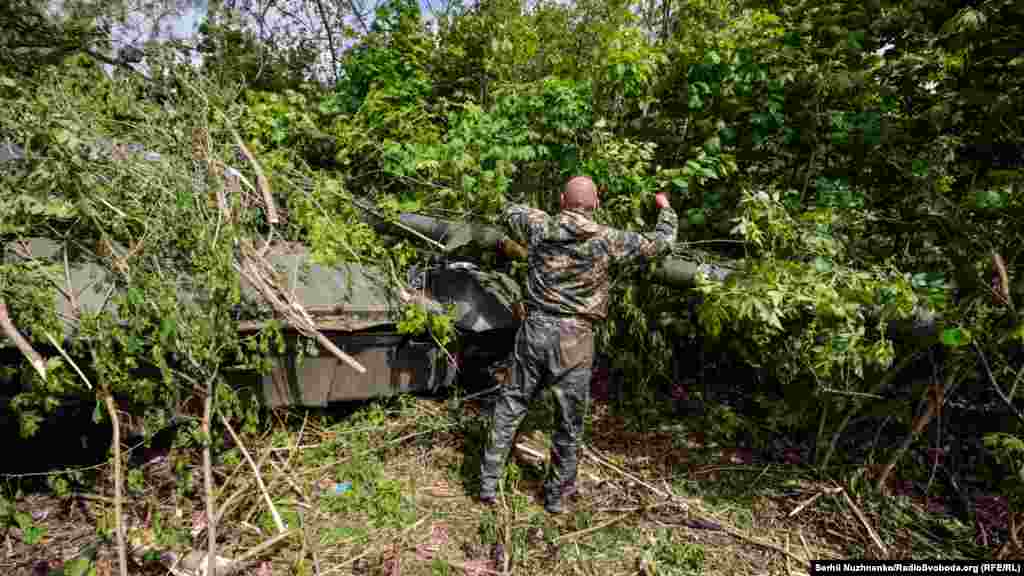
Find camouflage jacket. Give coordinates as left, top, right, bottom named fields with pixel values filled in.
left=503, top=203, right=678, bottom=323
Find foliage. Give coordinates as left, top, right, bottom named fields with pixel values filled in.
left=0, top=52, right=266, bottom=449
left=651, top=532, right=706, bottom=575
left=985, top=432, right=1024, bottom=509
left=197, top=16, right=321, bottom=93
left=0, top=498, right=46, bottom=545
left=397, top=302, right=457, bottom=348
left=3, top=0, right=1024, bottom=550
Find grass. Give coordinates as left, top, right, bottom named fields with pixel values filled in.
left=0, top=390, right=995, bottom=575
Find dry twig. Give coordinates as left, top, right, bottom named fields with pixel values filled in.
left=217, top=409, right=287, bottom=534
left=798, top=528, right=812, bottom=562
left=234, top=247, right=366, bottom=374
left=203, top=374, right=218, bottom=576
left=104, top=393, right=129, bottom=576
left=554, top=511, right=635, bottom=543
left=840, top=489, right=888, bottom=557
left=974, top=342, right=1024, bottom=426
left=223, top=529, right=295, bottom=574
left=717, top=523, right=806, bottom=566
left=326, top=517, right=429, bottom=575
left=582, top=445, right=686, bottom=507
left=230, top=128, right=278, bottom=227
left=788, top=488, right=841, bottom=518
left=267, top=457, right=309, bottom=504
left=444, top=560, right=503, bottom=576
left=44, top=331, right=92, bottom=389
left=0, top=297, right=48, bottom=381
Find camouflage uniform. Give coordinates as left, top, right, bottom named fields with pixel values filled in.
left=480, top=202, right=678, bottom=511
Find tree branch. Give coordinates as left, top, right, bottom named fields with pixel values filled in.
left=203, top=372, right=218, bottom=576
left=973, top=342, right=1024, bottom=426
left=313, top=0, right=341, bottom=84
left=104, top=393, right=129, bottom=576
left=0, top=297, right=48, bottom=381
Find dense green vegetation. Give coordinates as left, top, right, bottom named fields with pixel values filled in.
left=2, top=0, right=1023, bottom=565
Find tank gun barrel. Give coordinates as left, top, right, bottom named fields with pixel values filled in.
left=375, top=210, right=940, bottom=341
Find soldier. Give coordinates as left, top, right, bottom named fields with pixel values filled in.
left=480, top=176, right=678, bottom=514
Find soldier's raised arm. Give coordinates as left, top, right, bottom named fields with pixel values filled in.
left=603, top=191, right=678, bottom=264
left=502, top=201, right=550, bottom=247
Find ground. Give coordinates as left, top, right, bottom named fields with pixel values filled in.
left=0, top=389, right=1004, bottom=575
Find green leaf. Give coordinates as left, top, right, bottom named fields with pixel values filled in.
left=813, top=256, right=833, bottom=273
left=62, top=557, right=94, bottom=576
left=911, top=272, right=945, bottom=290
left=686, top=208, right=706, bottom=227
left=159, top=317, right=176, bottom=345
left=940, top=327, right=971, bottom=348
left=45, top=357, right=63, bottom=374
left=719, top=126, right=737, bottom=146
left=847, top=30, right=865, bottom=52
left=911, top=158, right=929, bottom=178
left=976, top=189, right=1006, bottom=210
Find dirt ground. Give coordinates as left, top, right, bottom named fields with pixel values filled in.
left=0, top=394, right=1006, bottom=575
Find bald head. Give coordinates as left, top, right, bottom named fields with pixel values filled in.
left=561, top=176, right=599, bottom=212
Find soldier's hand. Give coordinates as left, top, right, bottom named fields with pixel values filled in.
left=654, top=191, right=671, bottom=209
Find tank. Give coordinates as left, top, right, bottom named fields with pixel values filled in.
left=0, top=138, right=940, bottom=411
left=1, top=235, right=523, bottom=406
left=373, top=209, right=941, bottom=340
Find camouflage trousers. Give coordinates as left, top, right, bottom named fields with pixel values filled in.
left=480, top=313, right=594, bottom=505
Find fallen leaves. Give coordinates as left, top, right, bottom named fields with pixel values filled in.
left=415, top=523, right=450, bottom=562
left=382, top=544, right=403, bottom=576
left=460, top=558, right=498, bottom=576
left=424, top=480, right=458, bottom=498
left=191, top=509, right=208, bottom=538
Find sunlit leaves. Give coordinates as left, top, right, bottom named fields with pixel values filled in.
left=698, top=185, right=920, bottom=382
left=911, top=271, right=951, bottom=310
left=814, top=177, right=863, bottom=210
left=975, top=187, right=1009, bottom=211
left=940, top=327, right=971, bottom=348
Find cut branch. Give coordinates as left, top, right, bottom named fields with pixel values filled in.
left=104, top=393, right=129, bottom=576
left=582, top=444, right=686, bottom=506
left=203, top=373, right=218, bottom=576
left=220, top=530, right=295, bottom=575
left=235, top=243, right=366, bottom=374
left=974, top=342, right=1024, bottom=426
left=788, top=488, right=841, bottom=518
left=0, top=297, right=48, bottom=381
left=840, top=489, right=888, bottom=557
left=44, top=331, right=92, bottom=389
left=874, top=362, right=959, bottom=493
left=217, top=409, right=287, bottom=534
left=822, top=347, right=927, bottom=470
left=231, top=128, right=278, bottom=226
